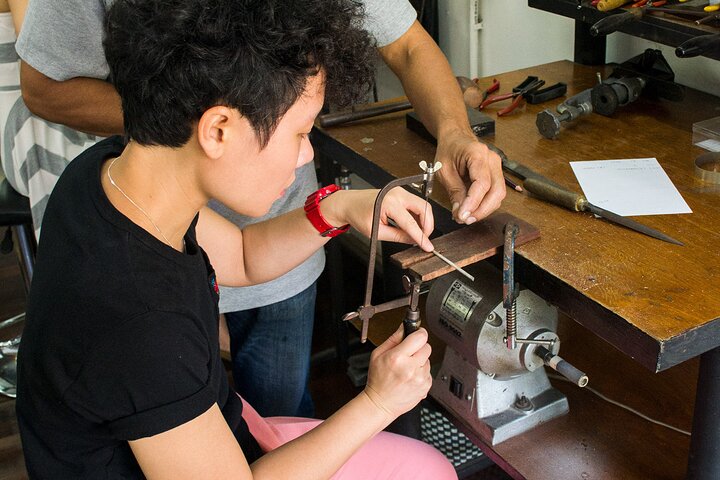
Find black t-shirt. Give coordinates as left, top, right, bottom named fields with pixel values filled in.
left=16, top=136, right=263, bottom=479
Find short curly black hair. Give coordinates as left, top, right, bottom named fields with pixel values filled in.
left=104, top=0, right=376, bottom=148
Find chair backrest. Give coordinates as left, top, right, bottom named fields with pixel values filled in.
left=0, top=179, right=31, bottom=227
left=0, top=178, right=35, bottom=292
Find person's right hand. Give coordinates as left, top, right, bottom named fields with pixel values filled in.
left=363, top=324, right=432, bottom=420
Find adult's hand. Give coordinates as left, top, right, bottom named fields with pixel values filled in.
left=434, top=129, right=505, bottom=224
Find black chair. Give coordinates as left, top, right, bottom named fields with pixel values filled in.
left=0, top=178, right=36, bottom=398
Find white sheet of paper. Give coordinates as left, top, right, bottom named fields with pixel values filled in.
left=569, top=158, right=692, bottom=216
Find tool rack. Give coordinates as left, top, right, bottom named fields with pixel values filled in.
left=529, top=0, right=720, bottom=62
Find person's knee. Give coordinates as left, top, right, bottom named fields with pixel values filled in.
left=383, top=434, right=457, bottom=480
left=411, top=442, right=458, bottom=480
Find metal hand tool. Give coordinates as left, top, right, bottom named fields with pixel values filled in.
left=590, top=0, right=666, bottom=36
left=318, top=100, right=412, bottom=128
left=481, top=78, right=500, bottom=103
left=695, top=11, right=720, bottom=24
left=343, top=162, right=441, bottom=342
left=479, top=77, right=546, bottom=115
left=676, top=33, right=720, bottom=57
left=521, top=176, right=684, bottom=246
left=536, top=88, right=594, bottom=140
left=492, top=146, right=684, bottom=245
left=596, top=0, right=633, bottom=12
left=637, top=5, right=720, bottom=24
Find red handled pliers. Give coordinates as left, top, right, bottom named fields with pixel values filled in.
left=479, top=78, right=545, bottom=116
left=480, top=78, right=500, bottom=102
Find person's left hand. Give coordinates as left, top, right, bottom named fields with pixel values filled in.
left=434, top=129, right=506, bottom=224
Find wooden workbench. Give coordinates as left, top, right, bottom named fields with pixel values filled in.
left=315, top=60, right=720, bottom=374
left=313, top=60, right=720, bottom=479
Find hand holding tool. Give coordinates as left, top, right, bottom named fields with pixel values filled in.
left=343, top=162, right=441, bottom=342
left=521, top=176, right=684, bottom=245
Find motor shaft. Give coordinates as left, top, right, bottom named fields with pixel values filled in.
left=535, top=346, right=589, bottom=387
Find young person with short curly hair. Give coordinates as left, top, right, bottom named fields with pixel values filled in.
left=15, top=0, right=457, bottom=478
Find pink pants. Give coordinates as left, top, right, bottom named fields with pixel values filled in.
left=240, top=398, right=458, bottom=480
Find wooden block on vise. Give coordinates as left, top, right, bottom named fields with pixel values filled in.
left=391, top=211, right=540, bottom=282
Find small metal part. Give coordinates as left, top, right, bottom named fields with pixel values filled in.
left=342, top=311, right=359, bottom=322
left=514, top=395, right=534, bottom=412
left=535, top=346, right=589, bottom=387
left=536, top=110, right=566, bottom=140
left=338, top=166, right=352, bottom=190
left=503, top=223, right=520, bottom=350
left=695, top=152, right=720, bottom=184
left=419, top=160, right=442, bottom=197
left=486, top=312, right=502, bottom=327
left=516, top=338, right=556, bottom=347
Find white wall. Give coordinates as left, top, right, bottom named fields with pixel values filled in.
left=438, top=0, right=575, bottom=79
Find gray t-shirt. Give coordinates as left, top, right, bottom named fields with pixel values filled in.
left=16, top=0, right=416, bottom=311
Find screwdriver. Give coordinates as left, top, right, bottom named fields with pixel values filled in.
left=522, top=176, right=683, bottom=246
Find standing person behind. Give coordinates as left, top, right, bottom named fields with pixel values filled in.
left=16, top=0, right=505, bottom=418
left=16, top=0, right=457, bottom=478
left=0, top=0, right=99, bottom=238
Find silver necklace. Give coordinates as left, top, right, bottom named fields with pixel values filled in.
left=107, top=157, right=172, bottom=246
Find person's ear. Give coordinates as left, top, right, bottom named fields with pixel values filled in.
left=197, top=106, right=234, bottom=159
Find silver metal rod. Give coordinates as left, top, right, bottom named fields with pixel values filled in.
left=432, top=250, right=475, bottom=281
left=516, top=338, right=556, bottom=346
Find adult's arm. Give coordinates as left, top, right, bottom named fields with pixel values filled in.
left=20, top=62, right=123, bottom=136
left=15, top=0, right=123, bottom=136
left=379, top=21, right=506, bottom=224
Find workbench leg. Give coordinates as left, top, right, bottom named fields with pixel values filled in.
left=687, top=346, right=720, bottom=479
